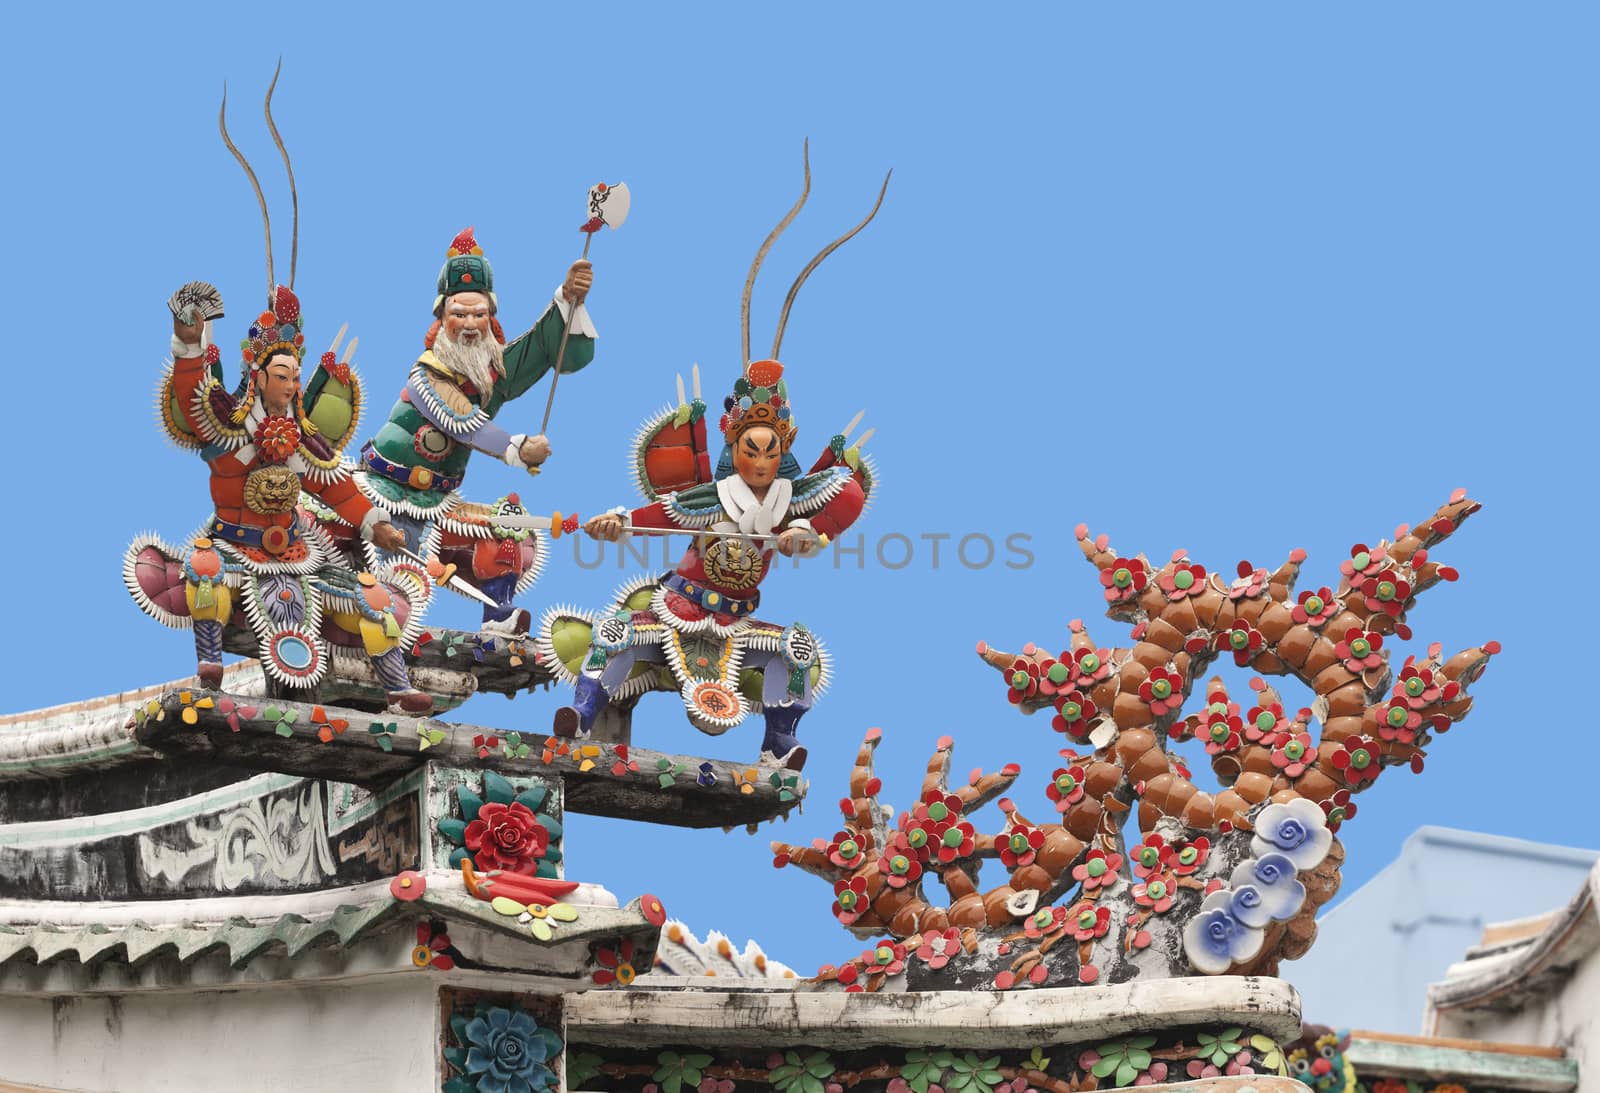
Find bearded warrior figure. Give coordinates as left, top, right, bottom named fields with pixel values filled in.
left=539, top=150, right=884, bottom=770
left=123, top=85, right=435, bottom=713
left=326, top=227, right=596, bottom=636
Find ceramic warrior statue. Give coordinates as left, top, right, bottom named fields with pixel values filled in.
left=123, top=89, right=436, bottom=713
left=328, top=227, right=597, bottom=636
left=539, top=152, right=885, bottom=770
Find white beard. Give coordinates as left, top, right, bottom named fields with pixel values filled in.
left=434, top=327, right=503, bottom=393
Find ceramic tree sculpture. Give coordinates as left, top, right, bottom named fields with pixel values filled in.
left=538, top=144, right=882, bottom=771
left=772, top=491, right=1496, bottom=991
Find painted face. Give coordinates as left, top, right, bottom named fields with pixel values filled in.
left=260, top=353, right=302, bottom=416
left=732, top=426, right=782, bottom=488
left=444, top=291, right=492, bottom=343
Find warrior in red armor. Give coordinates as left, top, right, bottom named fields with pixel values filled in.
left=539, top=150, right=886, bottom=769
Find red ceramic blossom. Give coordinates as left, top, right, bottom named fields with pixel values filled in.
left=1130, top=834, right=1173, bottom=879
left=1070, top=646, right=1113, bottom=688
left=1228, top=563, right=1269, bottom=602
left=878, top=842, right=924, bottom=889
left=1361, top=570, right=1413, bottom=617
left=898, top=817, right=939, bottom=863
left=1169, top=837, right=1210, bottom=876
left=1138, top=666, right=1185, bottom=717
left=1270, top=731, right=1315, bottom=777
left=1341, top=543, right=1389, bottom=583
left=1215, top=623, right=1264, bottom=667
left=1006, top=658, right=1041, bottom=705
left=915, top=927, right=963, bottom=969
left=832, top=876, right=870, bottom=926
left=1334, top=627, right=1385, bottom=673
left=1243, top=702, right=1285, bottom=744
left=999, top=824, right=1046, bottom=869
left=825, top=829, right=871, bottom=870
left=1066, top=901, right=1112, bottom=941
left=1101, top=556, right=1149, bottom=603
left=1397, top=662, right=1448, bottom=709
left=1046, top=766, right=1088, bottom=812
left=593, top=938, right=639, bottom=986
left=1292, top=586, right=1339, bottom=627
left=933, top=820, right=978, bottom=864
left=1071, top=848, right=1122, bottom=892
left=1036, top=656, right=1072, bottom=698
left=1378, top=697, right=1423, bottom=744
left=1052, top=690, right=1098, bottom=738
left=411, top=921, right=455, bottom=970
left=1024, top=905, right=1068, bottom=939
left=1158, top=562, right=1208, bottom=602
left=463, top=801, right=550, bottom=873
left=1320, top=789, right=1358, bottom=832
left=1331, top=734, right=1382, bottom=785
left=1131, top=873, right=1176, bottom=913
left=1201, top=708, right=1244, bottom=755
left=863, top=940, right=907, bottom=977
left=913, top=789, right=965, bottom=825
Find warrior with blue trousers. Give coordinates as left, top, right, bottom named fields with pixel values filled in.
left=541, top=151, right=885, bottom=770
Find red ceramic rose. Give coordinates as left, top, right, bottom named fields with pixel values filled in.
left=463, top=801, right=550, bottom=873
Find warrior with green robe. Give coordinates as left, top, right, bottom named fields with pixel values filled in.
left=332, top=227, right=597, bottom=634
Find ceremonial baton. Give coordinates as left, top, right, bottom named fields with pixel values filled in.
left=539, top=181, right=631, bottom=435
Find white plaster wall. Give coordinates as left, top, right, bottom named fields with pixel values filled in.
left=1286, top=826, right=1598, bottom=1033
left=0, top=975, right=439, bottom=1092
left=1436, top=946, right=1600, bottom=1093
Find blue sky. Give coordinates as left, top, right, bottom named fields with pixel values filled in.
left=2, top=3, right=1595, bottom=979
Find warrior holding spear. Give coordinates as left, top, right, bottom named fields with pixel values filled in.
left=337, top=183, right=629, bottom=635
left=539, top=148, right=882, bottom=771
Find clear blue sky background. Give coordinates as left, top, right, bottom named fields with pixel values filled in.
left=1, top=4, right=1594, bottom=980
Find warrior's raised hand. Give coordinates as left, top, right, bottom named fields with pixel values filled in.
left=562, top=259, right=593, bottom=305
left=168, top=280, right=224, bottom=348
left=172, top=307, right=207, bottom=346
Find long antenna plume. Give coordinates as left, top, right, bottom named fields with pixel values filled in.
left=219, top=83, right=274, bottom=306
left=264, top=58, right=299, bottom=290
left=741, top=140, right=811, bottom=370
left=771, top=169, right=891, bottom=359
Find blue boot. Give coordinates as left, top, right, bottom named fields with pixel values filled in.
left=478, top=573, right=530, bottom=635
left=760, top=703, right=808, bottom=771
left=553, top=675, right=609, bottom=738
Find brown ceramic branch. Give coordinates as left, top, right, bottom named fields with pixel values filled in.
left=979, top=491, right=1498, bottom=835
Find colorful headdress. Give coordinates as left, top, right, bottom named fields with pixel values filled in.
left=433, top=227, right=498, bottom=317
left=721, top=358, right=798, bottom=451
left=242, top=286, right=306, bottom=369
